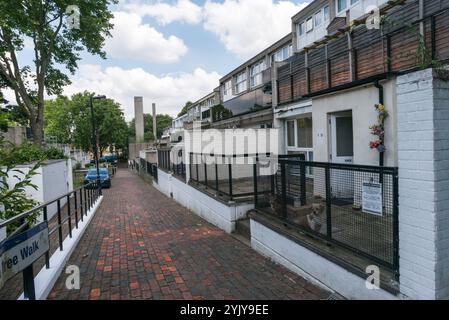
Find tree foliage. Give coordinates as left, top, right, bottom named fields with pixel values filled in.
left=44, top=91, right=129, bottom=155
left=0, top=0, right=117, bottom=144
left=177, top=101, right=193, bottom=118
left=128, top=114, right=173, bottom=142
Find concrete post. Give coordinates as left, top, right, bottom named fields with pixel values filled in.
left=152, top=103, right=157, bottom=141
left=396, top=68, right=449, bottom=299
left=134, top=97, right=144, bottom=143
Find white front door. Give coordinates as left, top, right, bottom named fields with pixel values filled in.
left=330, top=113, right=354, bottom=164
left=329, top=112, right=354, bottom=201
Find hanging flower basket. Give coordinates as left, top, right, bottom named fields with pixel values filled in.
left=369, top=103, right=389, bottom=153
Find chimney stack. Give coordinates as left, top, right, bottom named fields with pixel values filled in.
left=152, top=103, right=157, bottom=141
left=134, top=97, right=144, bottom=143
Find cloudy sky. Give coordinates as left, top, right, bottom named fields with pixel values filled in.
left=4, top=0, right=310, bottom=120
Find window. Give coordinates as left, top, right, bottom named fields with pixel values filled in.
left=223, top=80, right=232, bottom=96
left=234, top=71, right=247, bottom=94
left=287, top=121, right=295, bottom=147
left=314, top=11, right=322, bottom=27
left=324, top=5, right=330, bottom=21
left=306, top=17, right=313, bottom=32
left=298, top=22, right=305, bottom=36
left=250, top=60, right=266, bottom=87
left=337, top=0, right=347, bottom=13
left=273, top=45, right=292, bottom=62
left=297, top=118, right=313, bottom=148
left=337, top=0, right=359, bottom=14
left=202, top=109, right=211, bottom=119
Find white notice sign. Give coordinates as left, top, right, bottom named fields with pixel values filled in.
left=0, top=222, right=49, bottom=289
left=362, top=182, right=383, bottom=216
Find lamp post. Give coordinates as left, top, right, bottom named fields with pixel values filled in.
left=90, top=95, right=106, bottom=195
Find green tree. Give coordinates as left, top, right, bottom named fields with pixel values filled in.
left=177, top=101, right=193, bottom=117
left=44, top=96, right=73, bottom=143
left=44, top=92, right=128, bottom=155
left=0, top=0, right=116, bottom=145
left=128, top=114, right=173, bottom=142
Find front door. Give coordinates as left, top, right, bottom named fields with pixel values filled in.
left=330, top=113, right=354, bottom=164
left=329, top=112, right=354, bottom=202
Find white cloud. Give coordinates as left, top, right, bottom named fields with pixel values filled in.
left=203, top=0, right=309, bottom=59
left=105, top=11, right=188, bottom=64
left=123, top=0, right=203, bottom=25
left=64, top=64, right=221, bottom=120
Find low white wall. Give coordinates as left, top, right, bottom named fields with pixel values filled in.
left=4, top=160, right=73, bottom=221
left=154, top=169, right=253, bottom=233
left=250, top=219, right=399, bottom=300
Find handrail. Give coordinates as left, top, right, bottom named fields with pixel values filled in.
left=0, top=182, right=96, bottom=229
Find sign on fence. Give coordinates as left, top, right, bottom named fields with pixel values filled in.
left=362, top=182, right=383, bottom=216
left=0, top=222, right=49, bottom=289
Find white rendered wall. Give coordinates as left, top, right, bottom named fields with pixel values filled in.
left=250, top=219, right=398, bottom=300
left=153, top=168, right=253, bottom=233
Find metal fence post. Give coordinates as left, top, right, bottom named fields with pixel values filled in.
left=215, top=161, right=219, bottom=192
left=300, top=161, right=307, bottom=206
left=280, top=162, right=287, bottom=218
left=57, top=199, right=63, bottom=251
left=393, top=167, right=400, bottom=280
left=204, top=160, right=208, bottom=188
left=253, top=157, right=258, bottom=207
left=67, top=195, right=72, bottom=238
left=325, top=164, right=332, bottom=241
left=228, top=162, right=233, bottom=200
left=43, top=206, right=50, bottom=269
left=74, top=191, right=78, bottom=229
left=21, top=220, right=36, bottom=300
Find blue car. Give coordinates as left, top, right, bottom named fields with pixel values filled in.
left=100, top=155, right=118, bottom=164
left=84, top=168, right=111, bottom=188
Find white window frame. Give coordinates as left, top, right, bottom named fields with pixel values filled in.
left=324, top=5, right=330, bottom=21
left=297, top=22, right=305, bottom=37
left=314, top=10, right=323, bottom=27
left=234, top=71, right=247, bottom=94
left=306, top=17, right=314, bottom=32
left=223, top=80, right=232, bottom=96
left=273, top=45, right=293, bottom=62
left=337, top=0, right=360, bottom=14
left=285, top=117, right=314, bottom=174
left=250, top=60, right=266, bottom=88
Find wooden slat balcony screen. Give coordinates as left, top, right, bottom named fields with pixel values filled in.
left=277, top=0, right=449, bottom=106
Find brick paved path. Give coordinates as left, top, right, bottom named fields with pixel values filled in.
left=48, top=168, right=330, bottom=300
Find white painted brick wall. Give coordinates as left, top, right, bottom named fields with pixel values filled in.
left=397, top=68, right=449, bottom=299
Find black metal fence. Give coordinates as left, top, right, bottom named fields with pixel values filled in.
left=189, top=153, right=271, bottom=201
left=139, top=158, right=158, bottom=183
left=254, top=157, right=399, bottom=277
left=0, top=182, right=101, bottom=300
left=157, top=148, right=186, bottom=181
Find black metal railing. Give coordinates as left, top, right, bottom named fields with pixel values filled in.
left=189, top=153, right=272, bottom=201
left=0, top=181, right=101, bottom=300
left=141, top=159, right=158, bottom=183
left=157, top=148, right=186, bottom=181
left=254, top=156, right=399, bottom=277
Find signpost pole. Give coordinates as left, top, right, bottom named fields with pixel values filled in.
left=21, top=221, right=36, bottom=300
left=23, top=264, right=36, bottom=300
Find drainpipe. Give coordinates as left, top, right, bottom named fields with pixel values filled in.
left=374, top=80, right=384, bottom=167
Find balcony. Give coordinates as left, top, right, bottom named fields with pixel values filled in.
left=213, top=78, right=273, bottom=123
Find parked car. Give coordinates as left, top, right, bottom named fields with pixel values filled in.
left=84, top=168, right=111, bottom=188
left=100, top=155, right=118, bottom=164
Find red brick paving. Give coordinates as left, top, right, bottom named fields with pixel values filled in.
left=48, top=168, right=330, bottom=300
